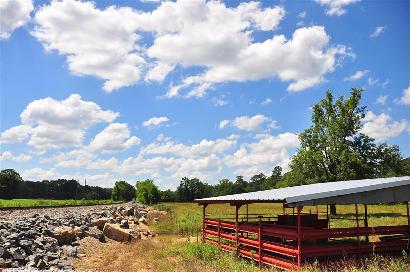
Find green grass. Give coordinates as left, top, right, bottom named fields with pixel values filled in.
left=0, top=198, right=120, bottom=208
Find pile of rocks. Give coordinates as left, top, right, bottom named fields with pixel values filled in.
left=0, top=202, right=165, bottom=270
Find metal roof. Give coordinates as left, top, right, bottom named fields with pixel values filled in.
left=195, top=176, right=410, bottom=207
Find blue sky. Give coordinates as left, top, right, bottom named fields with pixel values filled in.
left=1, top=0, right=409, bottom=189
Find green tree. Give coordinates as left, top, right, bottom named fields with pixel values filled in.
left=176, top=177, right=211, bottom=202
left=136, top=179, right=160, bottom=205
left=285, top=89, right=404, bottom=214
left=0, top=169, right=23, bottom=199
left=111, top=180, right=135, bottom=201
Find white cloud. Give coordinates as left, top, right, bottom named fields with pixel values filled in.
left=166, top=25, right=350, bottom=97
left=0, top=0, right=33, bottom=39
left=399, top=86, right=410, bottom=105
left=367, top=77, right=389, bottom=88
left=261, top=98, right=273, bottom=105
left=370, top=26, right=386, bottom=38
left=0, top=151, right=32, bottom=162
left=214, top=98, right=229, bottom=107
left=344, top=70, right=368, bottom=81
left=361, top=111, right=409, bottom=142
left=376, top=95, right=387, bottom=105
left=219, top=115, right=277, bottom=131
left=0, top=125, right=31, bottom=144
left=142, top=116, right=170, bottom=129
left=2, top=94, right=118, bottom=150
left=224, top=133, right=299, bottom=176
left=31, top=1, right=349, bottom=97
left=32, top=0, right=145, bottom=92
left=298, top=11, right=306, bottom=19
left=315, top=0, right=360, bottom=16
left=22, top=167, right=61, bottom=181
left=145, top=62, right=175, bottom=82
left=89, top=123, right=140, bottom=152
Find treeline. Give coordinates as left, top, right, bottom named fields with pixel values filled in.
left=112, top=166, right=284, bottom=204
left=0, top=169, right=111, bottom=200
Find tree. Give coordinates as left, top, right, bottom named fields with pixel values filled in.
left=0, top=169, right=22, bottom=199
left=286, top=89, right=404, bottom=214
left=111, top=181, right=135, bottom=201
left=136, top=179, right=160, bottom=205
left=176, top=177, right=211, bottom=202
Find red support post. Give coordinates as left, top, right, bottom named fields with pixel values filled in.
left=218, top=218, right=221, bottom=249
left=355, top=204, right=361, bottom=257
left=202, top=204, right=208, bottom=243
left=297, top=206, right=303, bottom=270
left=364, top=204, right=369, bottom=243
left=236, top=205, right=240, bottom=255
left=258, top=217, right=262, bottom=270
left=407, top=202, right=410, bottom=236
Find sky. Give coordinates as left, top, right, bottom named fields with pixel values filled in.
left=0, top=0, right=409, bottom=189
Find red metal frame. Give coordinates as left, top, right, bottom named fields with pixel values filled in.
left=201, top=204, right=410, bottom=271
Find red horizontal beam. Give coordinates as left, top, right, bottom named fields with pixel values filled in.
left=303, top=225, right=409, bottom=239
left=204, top=228, right=298, bottom=257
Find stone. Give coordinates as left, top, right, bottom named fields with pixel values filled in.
left=0, top=258, right=5, bottom=268
left=46, top=252, right=58, bottom=261
left=138, top=217, right=148, bottom=224
left=36, top=259, right=47, bottom=269
left=9, top=247, right=26, bottom=261
left=73, top=226, right=85, bottom=238
left=103, top=223, right=139, bottom=242
left=42, top=237, right=58, bottom=252
left=91, top=218, right=109, bottom=230
left=28, top=254, right=42, bottom=264
left=84, top=227, right=105, bottom=242
left=0, top=246, right=4, bottom=258
left=120, top=219, right=129, bottom=229
left=62, top=245, right=77, bottom=257
left=52, top=226, right=77, bottom=245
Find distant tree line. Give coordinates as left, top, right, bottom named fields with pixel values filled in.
left=0, top=169, right=111, bottom=200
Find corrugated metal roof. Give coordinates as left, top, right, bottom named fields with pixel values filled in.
left=195, top=176, right=410, bottom=206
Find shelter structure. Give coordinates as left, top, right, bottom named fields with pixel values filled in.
left=195, top=176, right=410, bottom=271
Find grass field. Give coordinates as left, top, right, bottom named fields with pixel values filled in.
left=0, top=198, right=119, bottom=208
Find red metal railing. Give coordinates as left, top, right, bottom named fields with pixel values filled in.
left=202, top=218, right=410, bottom=271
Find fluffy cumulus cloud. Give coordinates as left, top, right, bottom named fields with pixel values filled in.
left=142, top=116, right=170, bottom=129
left=315, top=0, right=360, bottom=16
left=224, top=133, right=299, bottom=176
left=1, top=94, right=118, bottom=150
left=376, top=95, right=387, bottom=105
left=0, top=0, right=33, bottom=39
left=168, top=25, right=350, bottom=96
left=219, top=115, right=278, bottom=131
left=30, top=0, right=349, bottom=97
left=89, top=123, right=140, bottom=152
left=32, top=0, right=145, bottom=92
left=361, top=111, right=409, bottom=142
left=0, top=151, right=32, bottom=162
left=0, top=125, right=31, bottom=144
left=399, top=86, right=410, bottom=105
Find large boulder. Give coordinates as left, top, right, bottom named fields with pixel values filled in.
left=103, top=223, right=140, bottom=242
left=84, top=227, right=105, bottom=242
left=91, top=218, right=109, bottom=230
left=52, top=227, right=77, bottom=245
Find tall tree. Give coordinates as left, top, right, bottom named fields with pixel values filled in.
left=0, top=169, right=22, bottom=199
left=287, top=89, right=404, bottom=214
left=136, top=179, right=160, bottom=205
left=111, top=180, right=135, bottom=201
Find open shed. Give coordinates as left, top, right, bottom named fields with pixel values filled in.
left=195, top=176, right=410, bottom=271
